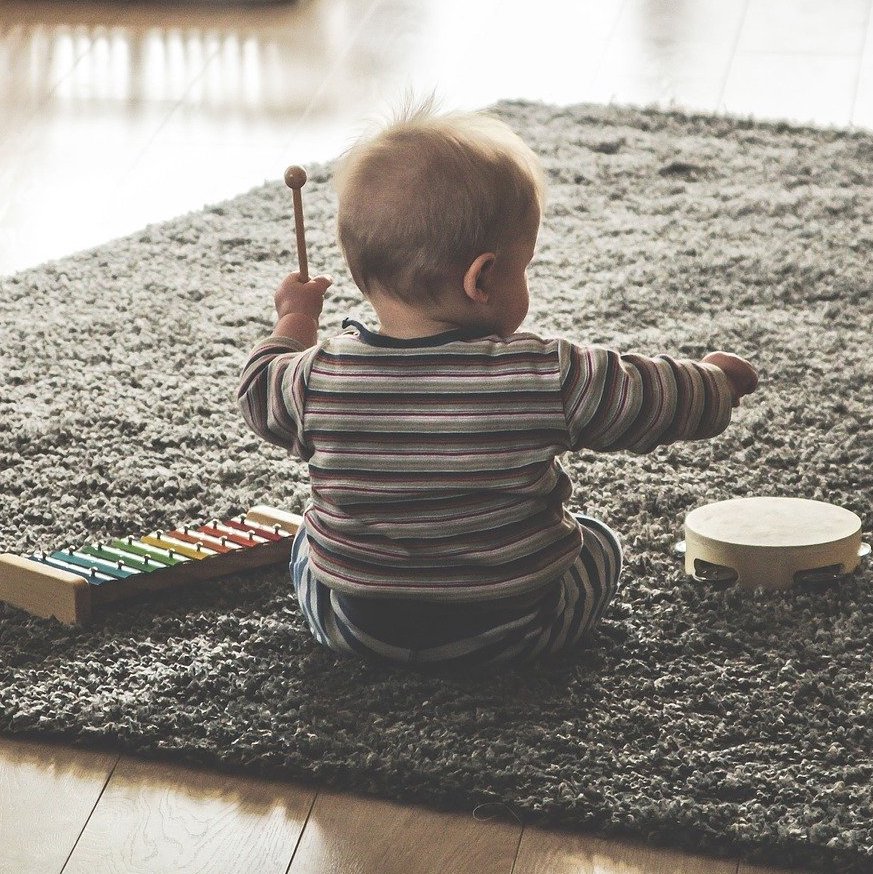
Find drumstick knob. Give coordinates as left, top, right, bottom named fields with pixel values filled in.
left=284, top=165, right=307, bottom=189
left=284, top=164, right=310, bottom=283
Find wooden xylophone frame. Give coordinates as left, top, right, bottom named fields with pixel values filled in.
left=0, top=505, right=302, bottom=626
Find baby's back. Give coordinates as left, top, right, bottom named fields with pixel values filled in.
left=298, top=323, right=583, bottom=602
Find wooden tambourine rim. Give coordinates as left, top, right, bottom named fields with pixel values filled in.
left=680, top=496, right=867, bottom=591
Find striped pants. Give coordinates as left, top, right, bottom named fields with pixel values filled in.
left=289, top=515, right=622, bottom=670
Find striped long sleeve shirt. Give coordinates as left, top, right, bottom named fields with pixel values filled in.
left=238, top=318, right=733, bottom=602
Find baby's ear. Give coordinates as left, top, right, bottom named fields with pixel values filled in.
left=463, top=253, right=496, bottom=303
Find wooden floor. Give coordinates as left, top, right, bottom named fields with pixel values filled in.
left=1, top=0, right=872, bottom=275
left=2, top=0, right=870, bottom=870
left=0, top=736, right=796, bottom=874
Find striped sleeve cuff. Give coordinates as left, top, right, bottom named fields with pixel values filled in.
left=655, top=356, right=734, bottom=444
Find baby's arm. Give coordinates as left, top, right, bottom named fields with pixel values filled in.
left=236, top=271, right=331, bottom=454
left=559, top=342, right=757, bottom=454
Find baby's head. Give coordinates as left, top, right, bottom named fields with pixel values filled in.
left=333, top=96, right=547, bottom=337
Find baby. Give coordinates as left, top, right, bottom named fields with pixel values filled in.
left=238, top=99, right=758, bottom=670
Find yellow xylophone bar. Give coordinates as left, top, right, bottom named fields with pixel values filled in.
left=0, top=505, right=302, bottom=625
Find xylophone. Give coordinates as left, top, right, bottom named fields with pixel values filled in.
left=0, top=505, right=302, bottom=625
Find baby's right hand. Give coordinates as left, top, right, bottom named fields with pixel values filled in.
left=274, top=271, right=333, bottom=320
left=701, top=351, right=758, bottom=407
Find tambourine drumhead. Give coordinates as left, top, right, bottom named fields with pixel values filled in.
left=684, top=496, right=864, bottom=591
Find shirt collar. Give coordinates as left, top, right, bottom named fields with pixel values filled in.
left=341, top=318, right=488, bottom=348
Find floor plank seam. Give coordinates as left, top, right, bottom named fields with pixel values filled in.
left=850, top=0, right=873, bottom=125
left=57, top=750, right=121, bottom=874
left=122, top=41, right=224, bottom=181
left=590, top=0, right=632, bottom=103
left=283, top=787, right=320, bottom=874
left=717, top=0, right=752, bottom=111
left=507, top=823, right=526, bottom=874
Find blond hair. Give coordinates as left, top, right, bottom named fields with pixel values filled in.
left=333, top=95, right=546, bottom=302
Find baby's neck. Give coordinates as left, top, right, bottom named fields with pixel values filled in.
left=369, top=289, right=470, bottom=339
left=377, top=314, right=464, bottom=339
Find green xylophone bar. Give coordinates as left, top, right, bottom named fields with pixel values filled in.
left=0, top=505, right=302, bottom=625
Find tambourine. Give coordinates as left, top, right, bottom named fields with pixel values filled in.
left=675, top=497, right=870, bottom=591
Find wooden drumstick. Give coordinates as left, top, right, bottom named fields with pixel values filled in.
left=284, top=165, right=309, bottom=282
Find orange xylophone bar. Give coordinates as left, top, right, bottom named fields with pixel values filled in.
left=0, top=505, right=302, bottom=625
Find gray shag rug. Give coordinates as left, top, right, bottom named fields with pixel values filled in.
left=1, top=100, right=872, bottom=873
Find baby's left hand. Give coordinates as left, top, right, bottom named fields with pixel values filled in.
left=274, top=271, right=333, bottom=320
left=701, top=351, right=758, bottom=407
